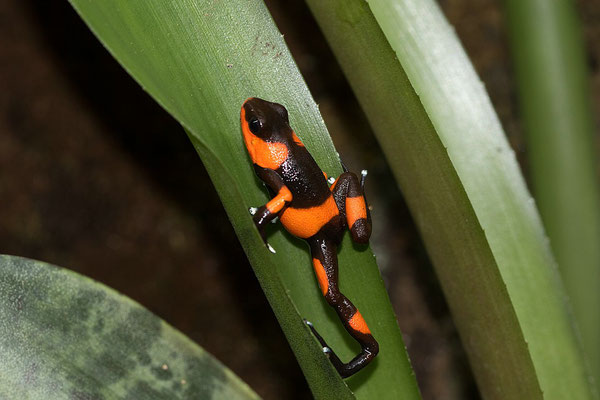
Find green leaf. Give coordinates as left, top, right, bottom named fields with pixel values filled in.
left=505, top=0, right=600, bottom=383
left=0, top=255, right=259, bottom=400
left=305, top=0, right=595, bottom=399
left=67, top=0, right=420, bottom=399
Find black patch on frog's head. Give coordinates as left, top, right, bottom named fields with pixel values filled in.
left=242, top=97, right=292, bottom=141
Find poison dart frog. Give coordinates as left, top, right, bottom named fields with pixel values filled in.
left=240, top=97, right=378, bottom=378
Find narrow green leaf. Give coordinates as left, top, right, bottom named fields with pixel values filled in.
left=505, top=0, right=600, bottom=383
left=305, top=0, right=594, bottom=398
left=0, top=255, right=259, bottom=400
left=67, top=0, right=420, bottom=398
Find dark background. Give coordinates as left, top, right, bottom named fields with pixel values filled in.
left=1, top=1, right=598, bottom=399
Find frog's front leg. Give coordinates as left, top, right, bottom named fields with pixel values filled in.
left=250, top=165, right=292, bottom=246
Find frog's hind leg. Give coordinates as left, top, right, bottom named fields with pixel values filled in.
left=307, top=236, right=378, bottom=378
left=330, top=171, right=372, bottom=244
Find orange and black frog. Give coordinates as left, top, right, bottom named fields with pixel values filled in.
left=240, top=97, right=378, bottom=378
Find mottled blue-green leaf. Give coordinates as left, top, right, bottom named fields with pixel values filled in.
left=0, top=255, right=259, bottom=400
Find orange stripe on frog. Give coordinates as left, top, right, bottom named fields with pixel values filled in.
left=292, top=131, right=305, bottom=147
left=349, top=310, right=371, bottom=335
left=346, top=196, right=367, bottom=229
left=266, top=186, right=292, bottom=214
left=312, top=258, right=329, bottom=296
left=279, top=195, right=339, bottom=239
left=241, top=106, right=289, bottom=170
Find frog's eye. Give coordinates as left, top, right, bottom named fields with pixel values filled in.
left=249, top=118, right=262, bottom=134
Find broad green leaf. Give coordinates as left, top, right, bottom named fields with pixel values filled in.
left=305, top=0, right=594, bottom=399
left=505, top=0, right=600, bottom=383
left=0, top=255, right=259, bottom=400
left=67, top=0, right=420, bottom=399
